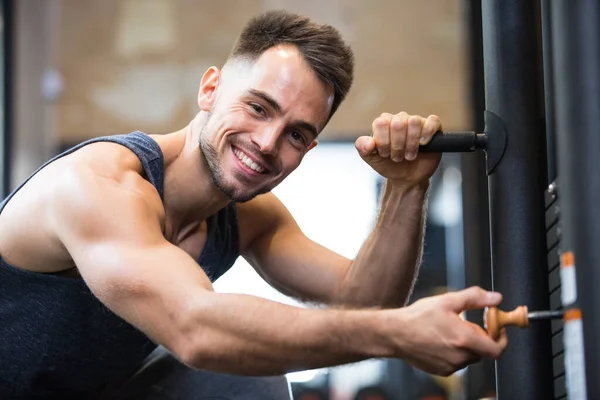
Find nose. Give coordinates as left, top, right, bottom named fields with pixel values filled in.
left=251, top=126, right=281, bottom=156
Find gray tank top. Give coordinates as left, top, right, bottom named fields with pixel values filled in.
left=0, top=131, right=240, bottom=399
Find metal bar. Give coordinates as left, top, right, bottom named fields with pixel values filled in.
left=460, top=1, right=496, bottom=398
left=373, top=130, right=484, bottom=155
left=418, top=131, right=485, bottom=153
left=528, top=310, right=563, bottom=320
left=481, top=1, right=554, bottom=398
left=541, top=0, right=557, bottom=184
left=551, top=0, right=600, bottom=398
left=1, top=0, right=13, bottom=199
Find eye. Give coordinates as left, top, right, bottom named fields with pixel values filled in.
left=250, top=103, right=266, bottom=116
left=290, top=131, right=306, bottom=144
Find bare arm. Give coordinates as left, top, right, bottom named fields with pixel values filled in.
left=337, top=180, right=428, bottom=308
left=50, top=164, right=506, bottom=378
left=339, top=111, right=442, bottom=308
left=240, top=193, right=351, bottom=305
left=241, top=184, right=426, bottom=309
left=243, top=113, right=441, bottom=309
left=52, top=167, right=389, bottom=376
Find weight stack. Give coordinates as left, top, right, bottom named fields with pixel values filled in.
left=545, top=182, right=566, bottom=399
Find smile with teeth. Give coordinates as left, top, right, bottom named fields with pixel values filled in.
left=233, top=148, right=266, bottom=173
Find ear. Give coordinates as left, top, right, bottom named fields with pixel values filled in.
left=307, top=139, right=319, bottom=152
left=198, top=66, right=221, bottom=111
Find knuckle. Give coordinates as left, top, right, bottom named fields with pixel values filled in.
left=391, top=137, right=405, bottom=148
left=475, top=286, right=488, bottom=298
left=372, top=118, right=387, bottom=129
left=408, top=115, right=423, bottom=126
left=390, top=117, right=407, bottom=133
left=406, top=134, right=420, bottom=147
left=492, top=344, right=505, bottom=359
left=406, top=130, right=420, bottom=141
left=438, top=295, right=453, bottom=309
left=451, top=335, right=468, bottom=350
left=390, top=139, right=403, bottom=150
left=467, top=286, right=484, bottom=296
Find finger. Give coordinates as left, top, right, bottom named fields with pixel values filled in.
left=420, top=114, right=443, bottom=146
left=467, top=320, right=489, bottom=336
left=493, top=328, right=509, bottom=357
left=446, top=286, right=503, bottom=313
left=440, top=350, right=481, bottom=377
left=405, top=115, right=424, bottom=160
left=355, top=136, right=377, bottom=159
left=372, top=113, right=393, bottom=158
left=389, top=112, right=408, bottom=162
left=459, top=323, right=507, bottom=359
left=456, top=351, right=483, bottom=371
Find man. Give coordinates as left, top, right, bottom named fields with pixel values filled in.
left=0, top=10, right=507, bottom=400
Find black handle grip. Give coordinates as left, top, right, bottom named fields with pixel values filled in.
left=419, top=131, right=487, bottom=153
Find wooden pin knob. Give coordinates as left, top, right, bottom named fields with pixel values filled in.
left=484, top=305, right=529, bottom=340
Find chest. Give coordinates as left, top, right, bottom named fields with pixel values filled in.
left=166, top=220, right=208, bottom=262
left=162, top=214, right=242, bottom=282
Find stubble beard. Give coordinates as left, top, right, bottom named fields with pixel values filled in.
left=198, top=124, right=271, bottom=203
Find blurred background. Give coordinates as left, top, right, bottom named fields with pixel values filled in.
left=0, top=1, right=496, bottom=399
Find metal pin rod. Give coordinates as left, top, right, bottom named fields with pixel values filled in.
left=527, top=310, right=564, bottom=320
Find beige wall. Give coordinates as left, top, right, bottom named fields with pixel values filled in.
left=11, top=0, right=471, bottom=186
left=55, top=0, right=470, bottom=142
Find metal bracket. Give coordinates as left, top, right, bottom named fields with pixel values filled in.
left=484, top=110, right=508, bottom=175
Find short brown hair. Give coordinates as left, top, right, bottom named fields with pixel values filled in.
left=228, top=10, right=355, bottom=124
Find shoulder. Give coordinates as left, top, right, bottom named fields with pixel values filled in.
left=69, top=139, right=149, bottom=175
left=58, top=140, right=160, bottom=201
left=49, top=145, right=165, bottom=239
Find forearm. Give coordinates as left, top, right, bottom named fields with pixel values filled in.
left=336, top=180, right=429, bottom=308
left=182, top=291, right=390, bottom=375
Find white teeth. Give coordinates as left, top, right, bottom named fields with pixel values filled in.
left=233, top=149, right=265, bottom=173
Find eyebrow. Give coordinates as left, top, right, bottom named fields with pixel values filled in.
left=246, top=89, right=319, bottom=139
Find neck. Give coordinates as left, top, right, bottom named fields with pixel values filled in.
left=161, top=116, right=230, bottom=229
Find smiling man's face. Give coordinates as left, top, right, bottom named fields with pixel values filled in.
left=197, top=44, right=334, bottom=203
